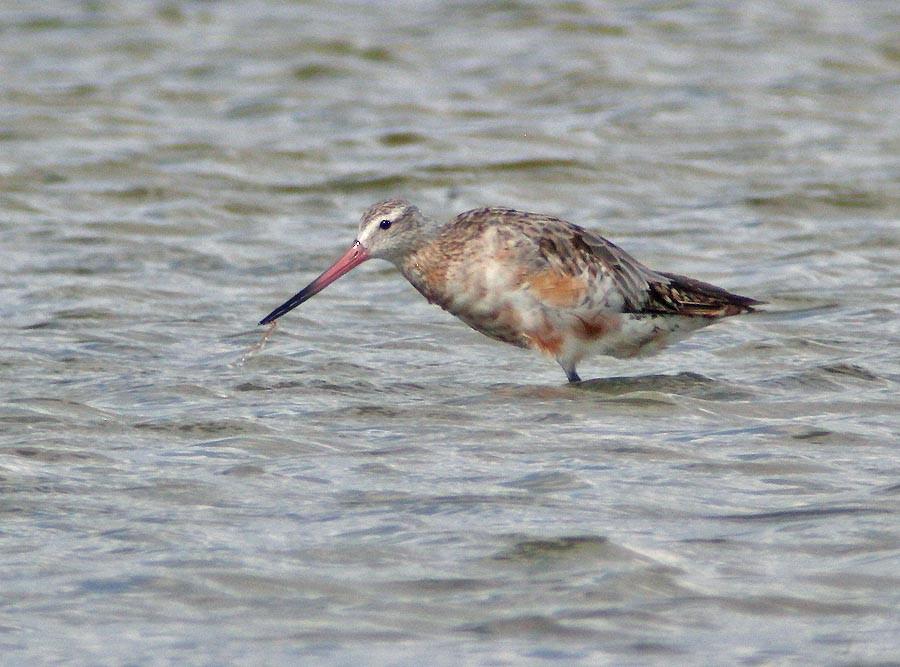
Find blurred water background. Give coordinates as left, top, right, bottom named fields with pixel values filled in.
left=2, top=1, right=899, bottom=664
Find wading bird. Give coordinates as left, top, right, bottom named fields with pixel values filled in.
left=259, top=200, right=761, bottom=382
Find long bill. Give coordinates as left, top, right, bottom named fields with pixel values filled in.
left=258, top=241, right=370, bottom=325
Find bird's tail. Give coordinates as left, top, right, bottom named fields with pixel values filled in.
left=647, top=272, right=764, bottom=318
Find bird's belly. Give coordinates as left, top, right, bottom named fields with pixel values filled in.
left=569, top=313, right=713, bottom=359
left=453, top=296, right=712, bottom=363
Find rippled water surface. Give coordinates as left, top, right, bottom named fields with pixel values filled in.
left=3, top=1, right=899, bottom=664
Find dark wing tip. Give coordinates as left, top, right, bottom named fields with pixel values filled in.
left=647, top=272, right=763, bottom=317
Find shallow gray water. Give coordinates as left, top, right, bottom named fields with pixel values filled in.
left=2, top=1, right=899, bottom=664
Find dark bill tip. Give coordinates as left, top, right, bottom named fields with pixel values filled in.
left=257, top=241, right=369, bottom=325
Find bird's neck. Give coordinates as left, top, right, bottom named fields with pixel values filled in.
left=397, top=239, right=453, bottom=309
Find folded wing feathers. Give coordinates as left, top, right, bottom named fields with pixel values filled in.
left=646, top=271, right=763, bottom=317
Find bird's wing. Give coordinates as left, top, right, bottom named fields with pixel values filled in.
left=519, top=219, right=761, bottom=318
left=455, top=208, right=759, bottom=318
left=644, top=272, right=763, bottom=317
left=518, top=218, right=657, bottom=312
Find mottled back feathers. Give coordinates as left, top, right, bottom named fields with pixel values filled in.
left=427, top=206, right=760, bottom=318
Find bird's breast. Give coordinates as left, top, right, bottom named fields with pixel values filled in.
left=401, top=243, right=535, bottom=346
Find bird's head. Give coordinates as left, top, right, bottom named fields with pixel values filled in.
left=356, top=199, right=432, bottom=264
left=257, top=199, right=433, bottom=325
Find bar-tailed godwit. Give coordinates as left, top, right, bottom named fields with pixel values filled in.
left=259, top=200, right=761, bottom=382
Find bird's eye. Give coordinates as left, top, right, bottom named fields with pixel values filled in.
left=379, top=219, right=392, bottom=230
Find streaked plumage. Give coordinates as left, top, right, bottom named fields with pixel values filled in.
left=259, top=200, right=762, bottom=382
